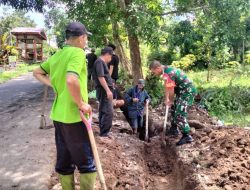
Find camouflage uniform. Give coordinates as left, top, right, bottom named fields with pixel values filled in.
left=162, top=66, right=196, bottom=134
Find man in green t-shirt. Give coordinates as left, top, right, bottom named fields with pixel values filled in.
left=149, top=60, right=197, bottom=146
left=33, top=22, right=96, bottom=190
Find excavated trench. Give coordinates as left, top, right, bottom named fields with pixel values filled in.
left=49, top=106, right=201, bottom=190
left=49, top=99, right=206, bottom=190
left=142, top=140, right=199, bottom=190
left=49, top=100, right=250, bottom=190
left=89, top=106, right=202, bottom=190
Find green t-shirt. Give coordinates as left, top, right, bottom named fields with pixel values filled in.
left=40, top=45, right=88, bottom=123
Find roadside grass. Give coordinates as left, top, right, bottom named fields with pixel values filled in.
left=0, top=63, right=39, bottom=83
left=187, top=66, right=250, bottom=127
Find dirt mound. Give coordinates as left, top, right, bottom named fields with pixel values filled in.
left=191, top=127, right=250, bottom=190
left=163, top=106, right=250, bottom=190
left=49, top=125, right=194, bottom=190
left=49, top=102, right=249, bottom=190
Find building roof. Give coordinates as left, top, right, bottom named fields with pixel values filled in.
left=11, top=27, right=47, bottom=40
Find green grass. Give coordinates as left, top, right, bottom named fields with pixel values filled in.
left=187, top=66, right=250, bottom=127
left=0, top=63, right=39, bottom=83
left=187, top=67, right=250, bottom=90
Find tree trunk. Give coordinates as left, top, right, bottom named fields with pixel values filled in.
left=123, top=0, right=143, bottom=84
left=242, top=39, right=245, bottom=67
left=127, top=33, right=143, bottom=83
left=111, top=21, right=132, bottom=74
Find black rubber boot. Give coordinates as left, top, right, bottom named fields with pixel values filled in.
left=176, top=134, right=193, bottom=146
left=166, top=126, right=180, bottom=137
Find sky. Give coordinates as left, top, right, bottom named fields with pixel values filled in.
left=0, top=5, right=58, bottom=47
left=26, top=11, right=45, bottom=28
left=0, top=5, right=46, bottom=28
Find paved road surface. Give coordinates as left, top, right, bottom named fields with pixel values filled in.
left=0, top=73, right=55, bottom=190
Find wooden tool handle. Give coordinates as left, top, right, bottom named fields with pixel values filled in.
left=80, top=111, right=107, bottom=190
left=145, top=103, right=149, bottom=141
left=162, top=105, right=169, bottom=143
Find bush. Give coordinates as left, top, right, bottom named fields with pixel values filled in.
left=171, top=54, right=196, bottom=70
left=222, top=61, right=241, bottom=69
left=147, top=50, right=178, bottom=65
left=244, top=51, right=250, bottom=65
left=145, top=74, right=164, bottom=107
left=200, top=86, right=250, bottom=116
left=116, top=68, right=133, bottom=90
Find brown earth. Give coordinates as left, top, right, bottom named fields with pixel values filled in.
left=1, top=75, right=249, bottom=190
left=49, top=101, right=250, bottom=190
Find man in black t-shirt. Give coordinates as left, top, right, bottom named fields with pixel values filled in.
left=92, top=47, right=114, bottom=137
left=107, top=44, right=119, bottom=82
left=86, top=49, right=97, bottom=80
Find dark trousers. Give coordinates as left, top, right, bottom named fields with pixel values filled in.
left=120, top=105, right=131, bottom=126
left=96, top=87, right=113, bottom=136
left=130, top=115, right=143, bottom=130
left=54, top=121, right=96, bottom=175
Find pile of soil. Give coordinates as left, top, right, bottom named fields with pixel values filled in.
left=192, top=127, right=250, bottom=190
left=49, top=101, right=250, bottom=190
left=165, top=106, right=250, bottom=190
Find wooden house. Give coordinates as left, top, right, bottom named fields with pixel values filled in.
left=11, top=27, right=47, bottom=62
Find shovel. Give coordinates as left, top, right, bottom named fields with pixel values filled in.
left=162, top=105, right=169, bottom=146
left=80, top=111, right=107, bottom=190
left=40, top=85, right=48, bottom=129
left=145, top=102, right=149, bottom=142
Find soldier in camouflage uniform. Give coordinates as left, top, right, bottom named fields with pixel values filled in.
left=149, top=60, right=197, bottom=145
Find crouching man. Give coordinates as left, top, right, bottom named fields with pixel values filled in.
left=33, top=22, right=96, bottom=189
left=112, top=80, right=131, bottom=125
left=125, top=79, right=151, bottom=134
left=149, top=60, right=197, bottom=146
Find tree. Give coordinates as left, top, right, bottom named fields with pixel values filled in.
left=59, top=0, right=163, bottom=83
left=167, top=20, right=202, bottom=57
left=44, top=8, right=69, bottom=48
left=0, top=10, right=36, bottom=34
left=111, top=21, right=132, bottom=74
left=174, top=0, right=250, bottom=65
left=0, top=0, right=46, bottom=12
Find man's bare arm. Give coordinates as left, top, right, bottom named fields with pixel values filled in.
left=33, top=67, right=52, bottom=87
left=66, top=74, right=82, bottom=107
left=98, top=77, right=110, bottom=92
left=168, top=87, right=175, bottom=102
left=109, top=65, right=114, bottom=76
left=165, top=87, right=175, bottom=105
left=98, top=77, right=113, bottom=99
left=66, top=74, right=91, bottom=113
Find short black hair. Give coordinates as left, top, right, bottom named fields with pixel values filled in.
left=101, top=47, right=113, bottom=55
left=108, top=43, right=116, bottom=50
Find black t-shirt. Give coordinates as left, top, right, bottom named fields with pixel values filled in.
left=92, top=58, right=113, bottom=88
left=108, top=54, right=119, bottom=80
left=86, top=53, right=97, bottom=70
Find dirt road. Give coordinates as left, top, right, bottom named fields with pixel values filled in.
left=0, top=73, right=55, bottom=190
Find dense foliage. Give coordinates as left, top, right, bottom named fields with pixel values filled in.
left=0, top=0, right=46, bottom=12
left=1, top=0, right=250, bottom=126
left=0, top=10, right=36, bottom=34
left=145, top=74, right=164, bottom=107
